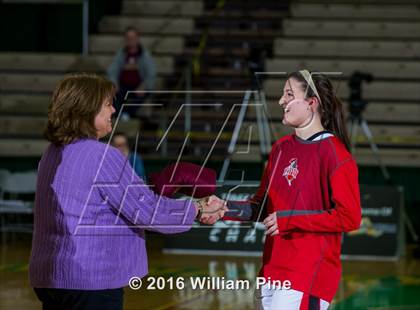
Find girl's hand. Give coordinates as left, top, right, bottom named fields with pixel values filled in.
left=197, top=195, right=228, bottom=225
left=263, top=212, right=279, bottom=236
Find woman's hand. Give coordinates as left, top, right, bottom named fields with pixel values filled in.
left=196, top=195, right=228, bottom=225
left=263, top=212, right=279, bottom=236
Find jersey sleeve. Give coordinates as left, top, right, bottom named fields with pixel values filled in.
left=277, top=159, right=361, bottom=233
left=222, top=164, right=270, bottom=222
left=222, top=140, right=282, bottom=222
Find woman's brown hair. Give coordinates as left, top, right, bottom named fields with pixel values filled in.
left=287, top=70, right=351, bottom=151
left=44, top=73, right=115, bottom=146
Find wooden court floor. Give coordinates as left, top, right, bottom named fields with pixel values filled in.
left=1, top=235, right=420, bottom=310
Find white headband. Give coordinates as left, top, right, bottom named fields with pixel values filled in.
left=299, top=70, right=321, bottom=104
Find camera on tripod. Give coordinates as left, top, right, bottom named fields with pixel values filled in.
left=348, top=71, right=374, bottom=118
left=347, top=69, right=390, bottom=180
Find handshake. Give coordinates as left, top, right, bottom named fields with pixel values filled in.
left=195, top=195, right=228, bottom=225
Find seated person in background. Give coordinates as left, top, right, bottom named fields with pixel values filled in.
left=107, top=26, right=156, bottom=120
left=111, top=132, right=145, bottom=179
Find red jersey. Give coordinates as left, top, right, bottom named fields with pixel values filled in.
left=255, top=134, right=361, bottom=302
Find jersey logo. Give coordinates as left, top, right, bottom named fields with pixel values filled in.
left=283, top=158, right=299, bottom=186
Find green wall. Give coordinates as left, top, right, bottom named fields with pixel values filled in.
left=0, top=1, right=120, bottom=53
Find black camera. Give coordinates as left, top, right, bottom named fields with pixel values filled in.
left=348, top=71, right=374, bottom=118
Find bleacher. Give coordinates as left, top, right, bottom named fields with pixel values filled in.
left=282, top=20, right=420, bottom=39
left=2, top=2, right=420, bottom=309
left=121, top=0, right=204, bottom=17
left=262, top=0, right=420, bottom=166
left=0, top=0, right=419, bottom=167
left=273, top=39, right=420, bottom=59
left=290, top=3, right=420, bottom=19
left=0, top=0, right=201, bottom=158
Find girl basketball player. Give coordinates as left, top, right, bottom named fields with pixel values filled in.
left=222, top=70, right=362, bottom=309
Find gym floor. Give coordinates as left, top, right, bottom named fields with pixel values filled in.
left=1, top=235, right=419, bottom=310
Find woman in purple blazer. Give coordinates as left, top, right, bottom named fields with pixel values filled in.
left=29, top=73, right=225, bottom=310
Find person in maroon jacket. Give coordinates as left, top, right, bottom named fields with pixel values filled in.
left=221, top=70, right=362, bottom=309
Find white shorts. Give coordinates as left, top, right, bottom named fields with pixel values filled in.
left=254, top=283, right=330, bottom=310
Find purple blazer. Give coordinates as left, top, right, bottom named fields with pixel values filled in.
left=29, top=139, right=195, bottom=289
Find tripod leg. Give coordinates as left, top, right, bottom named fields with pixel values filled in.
left=360, top=119, right=391, bottom=181
left=218, top=90, right=252, bottom=182
left=258, top=90, right=273, bottom=156
left=254, top=92, right=267, bottom=158
left=349, top=118, right=359, bottom=154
